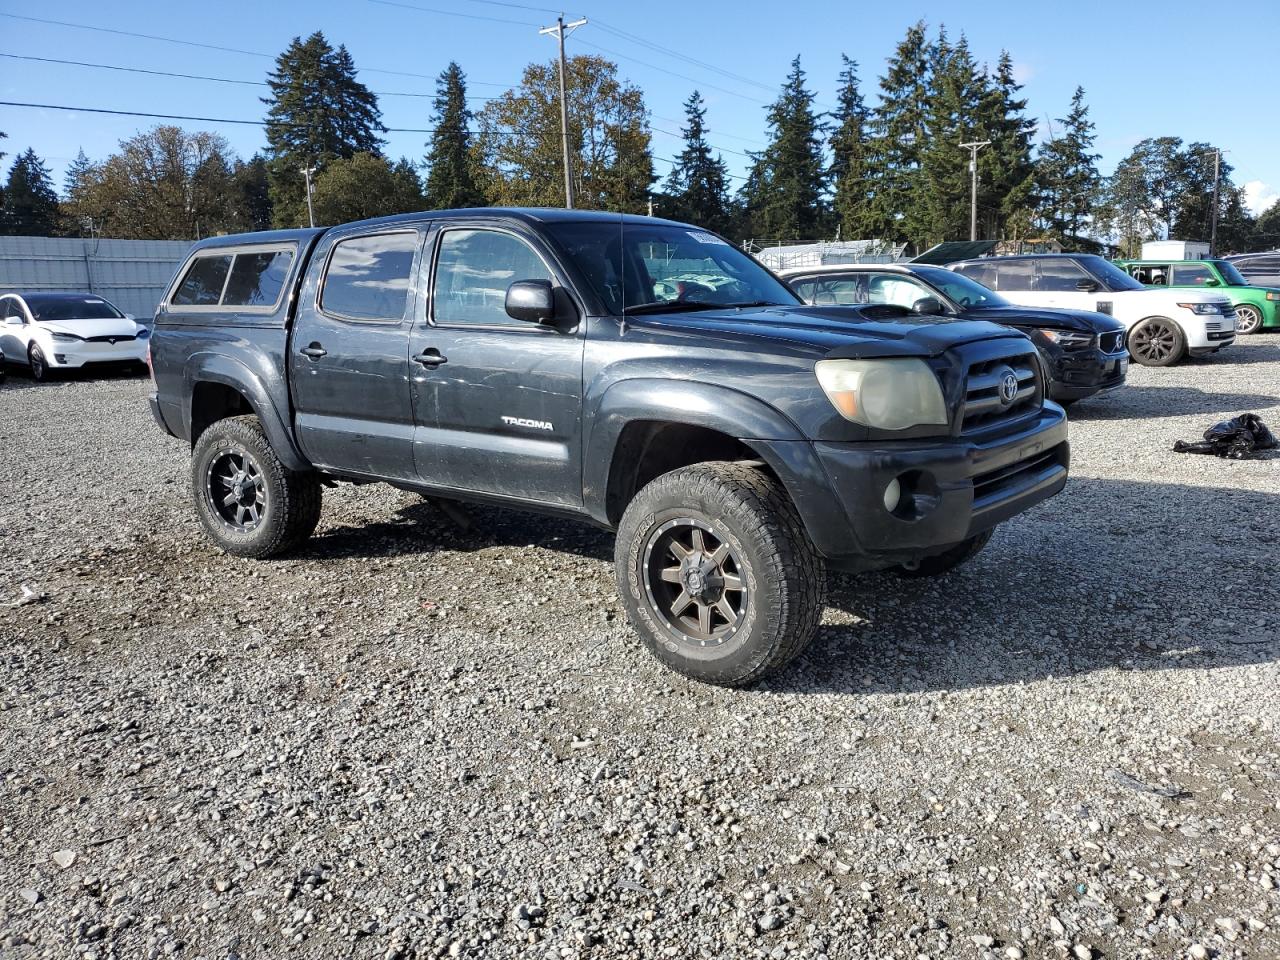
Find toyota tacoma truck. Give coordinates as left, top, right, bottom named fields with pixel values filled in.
left=148, top=209, right=1069, bottom=686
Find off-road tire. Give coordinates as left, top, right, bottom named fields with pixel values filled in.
left=191, top=415, right=322, bottom=558
left=615, top=461, right=825, bottom=687
left=893, top=527, right=994, bottom=578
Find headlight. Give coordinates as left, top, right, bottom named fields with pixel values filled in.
left=50, top=331, right=83, bottom=342
left=1037, top=329, right=1094, bottom=349
left=1265, top=292, right=1280, bottom=302
left=814, top=358, right=949, bottom=431
left=1176, top=301, right=1222, bottom=315
left=135, top=327, right=151, bottom=339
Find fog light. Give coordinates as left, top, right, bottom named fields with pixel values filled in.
left=883, top=477, right=902, bottom=513
left=55, top=354, right=67, bottom=364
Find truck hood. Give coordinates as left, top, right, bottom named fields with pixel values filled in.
left=38, top=317, right=140, bottom=339
left=624, top=304, right=1020, bottom=358
left=966, top=304, right=1126, bottom=334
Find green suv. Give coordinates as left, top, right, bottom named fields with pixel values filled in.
left=1115, top=258, right=1280, bottom=334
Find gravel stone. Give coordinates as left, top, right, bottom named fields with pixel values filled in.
left=2, top=344, right=1280, bottom=958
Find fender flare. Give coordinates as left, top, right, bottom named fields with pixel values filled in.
left=581, top=377, right=808, bottom=524
left=183, top=352, right=310, bottom=471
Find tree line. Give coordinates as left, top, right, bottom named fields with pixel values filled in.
left=1, top=23, right=1278, bottom=255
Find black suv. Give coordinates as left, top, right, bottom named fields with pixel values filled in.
left=148, top=209, right=1069, bottom=686
left=783, top=263, right=1128, bottom=404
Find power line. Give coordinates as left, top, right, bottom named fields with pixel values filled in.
left=591, top=18, right=777, bottom=96
left=651, top=153, right=749, bottom=183
left=572, top=36, right=771, bottom=107
left=366, top=0, right=541, bottom=27
left=0, top=11, right=515, bottom=86
left=0, top=53, right=499, bottom=101
left=650, top=114, right=766, bottom=148
left=0, top=99, right=527, bottom=135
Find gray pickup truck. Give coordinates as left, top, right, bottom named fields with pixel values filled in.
left=148, top=208, right=1069, bottom=685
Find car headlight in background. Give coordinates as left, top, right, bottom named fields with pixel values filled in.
left=50, top=332, right=84, bottom=342
left=815, top=358, right=949, bottom=431
left=135, top=327, right=151, bottom=339
left=1176, top=302, right=1224, bottom=315
left=1266, top=292, right=1280, bottom=302
left=1037, top=329, right=1094, bottom=349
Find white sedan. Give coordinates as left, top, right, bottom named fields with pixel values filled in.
left=0, top=292, right=150, bottom=381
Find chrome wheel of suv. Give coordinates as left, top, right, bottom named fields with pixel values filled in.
left=1234, top=304, right=1263, bottom=335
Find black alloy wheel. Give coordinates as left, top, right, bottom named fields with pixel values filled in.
left=206, top=446, right=268, bottom=532
left=642, top=518, right=748, bottom=647
left=1128, top=318, right=1184, bottom=367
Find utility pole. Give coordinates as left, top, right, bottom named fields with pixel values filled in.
left=1209, top=147, right=1221, bottom=257
left=301, top=166, right=317, bottom=228
left=539, top=15, right=588, bottom=209
left=959, top=141, right=991, bottom=241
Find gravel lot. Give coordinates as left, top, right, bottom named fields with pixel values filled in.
left=2, top=341, right=1278, bottom=960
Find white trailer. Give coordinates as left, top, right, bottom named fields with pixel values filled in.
left=1141, top=240, right=1210, bottom=260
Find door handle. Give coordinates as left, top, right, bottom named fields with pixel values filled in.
left=413, top=348, right=448, bottom=368
left=301, top=343, right=327, bottom=360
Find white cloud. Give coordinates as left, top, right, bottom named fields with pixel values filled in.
left=1243, top=180, right=1279, bottom=216
left=1010, top=61, right=1035, bottom=85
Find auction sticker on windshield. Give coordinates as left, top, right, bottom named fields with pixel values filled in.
left=687, top=231, right=728, bottom=245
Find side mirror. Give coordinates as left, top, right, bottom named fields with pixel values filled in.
left=125, top=313, right=136, bottom=321
left=911, top=296, right=945, bottom=316
left=1202, top=278, right=1220, bottom=287
left=4, top=316, right=23, bottom=326
left=505, top=279, right=556, bottom=324
left=1075, top=278, right=1099, bottom=293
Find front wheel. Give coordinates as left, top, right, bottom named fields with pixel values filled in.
left=192, top=415, right=322, bottom=558
left=1128, top=317, right=1186, bottom=367
left=1234, top=304, right=1263, bottom=335
left=615, top=462, right=825, bottom=687
left=28, top=344, right=52, bottom=381
left=893, top=528, right=994, bottom=578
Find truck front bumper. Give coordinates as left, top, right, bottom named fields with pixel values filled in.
left=757, top=405, right=1069, bottom=571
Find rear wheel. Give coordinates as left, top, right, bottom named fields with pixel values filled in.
left=192, top=415, right=322, bottom=558
left=893, top=528, right=994, bottom=578
left=1234, top=304, right=1263, bottom=335
left=1128, top=317, right=1185, bottom=367
left=615, top=462, right=825, bottom=687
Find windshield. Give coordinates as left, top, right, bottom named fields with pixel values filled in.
left=26, top=296, right=124, bottom=321
left=911, top=265, right=1009, bottom=308
left=543, top=221, right=799, bottom=315
left=1211, top=260, right=1249, bottom=286
left=1078, top=255, right=1145, bottom=292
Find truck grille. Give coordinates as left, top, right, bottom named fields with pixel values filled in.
left=961, top=350, right=1042, bottom=434
left=1099, top=330, right=1125, bottom=354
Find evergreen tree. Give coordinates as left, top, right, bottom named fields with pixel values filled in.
left=0, top=147, right=61, bottom=236
left=1253, top=200, right=1280, bottom=251
left=231, top=155, right=274, bottom=231
left=1037, top=87, right=1101, bottom=244
left=662, top=91, right=731, bottom=234
left=918, top=30, right=989, bottom=245
left=310, top=152, right=424, bottom=225
left=474, top=55, right=653, bottom=213
left=866, top=22, right=932, bottom=246
left=61, top=148, right=97, bottom=236
left=423, top=62, right=483, bottom=209
left=263, top=32, right=385, bottom=227
left=740, top=56, right=827, bottom=240
left=978, top=51, right=1038, bottom=239
left=829, top=56, right=875, bottom=240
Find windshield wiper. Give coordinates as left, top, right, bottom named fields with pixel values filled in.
left=622, top=301, right=727, bottom=316
left=722, top=300, right=786, bottom=309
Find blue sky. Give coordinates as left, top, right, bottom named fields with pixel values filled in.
left=3, top=0, right=1279, bottom=215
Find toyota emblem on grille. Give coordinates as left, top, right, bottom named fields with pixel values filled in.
left=999, top=371, right=1019, bottom=405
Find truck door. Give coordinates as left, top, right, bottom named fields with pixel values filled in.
left=408, top=222, right=585, bottom=508
left=289, top=224, right=426, bottom=480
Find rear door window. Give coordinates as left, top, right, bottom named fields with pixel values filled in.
left=321, top=232, right=419, bottom=322
left=173, top=255, right=233, bottom=305
left=1031, top=259, right=1090, bottom=291
left=992, top=261, right=1034, bottom=291
left=1170, top=263, right=1215, bottom=286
